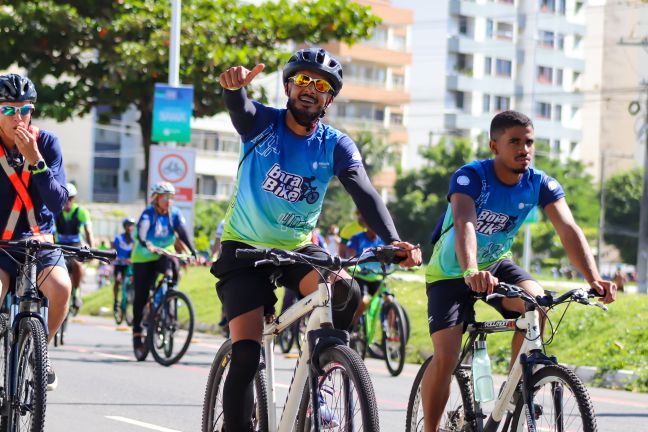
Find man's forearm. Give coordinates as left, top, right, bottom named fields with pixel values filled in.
left=560, top=224, right=600, bottom=283
left=455, top=219, right=478, bottom=272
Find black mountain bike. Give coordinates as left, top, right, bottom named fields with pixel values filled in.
left=0, top=239, right=114, bottom=432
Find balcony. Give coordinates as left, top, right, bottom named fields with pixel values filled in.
left=339, top=82, right=410, bottom=105
left=449, top=0, right=516, bottom=21
left=447, top=35, right=516, bottom=59
left=447, top=74, right=515, bottom=95
left=322, top=42, right=412, bottom=67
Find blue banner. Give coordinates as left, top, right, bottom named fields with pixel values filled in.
left=152, top=83, right=194, bottom=143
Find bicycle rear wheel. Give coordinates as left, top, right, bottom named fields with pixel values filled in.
left=124, top=276, right=135, bottom=326
left=201, top=339, right=268, bottom=432
left=277, top=324, right=295, bottom=354
left=509, top=364, right=597, bottom=432
left=405, top=356, right=476, bottom=432
left=349, top=315, right=367, bottom=360
left=382, top=302, right=407, bottom=376
left=296, top=345, right=379, bottom=431
left=11, top=318, right=48, bottom=432
left=148, top=290, right=194, bottom=366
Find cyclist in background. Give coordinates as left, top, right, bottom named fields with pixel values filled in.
left=0, top=73, right=69, bottom=390
left=338, top=208, right=366, bottom=257
left=55, top=182, right=94, bottom=313
left=347, top=219, right=385, bottom=310
left=421, top=110, right=617, bottom=432
left=112, top=218, right=135, bottom=314
left=131, top=181, right=197, bottom=360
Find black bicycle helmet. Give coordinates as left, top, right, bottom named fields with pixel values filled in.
left=0, top=73, right=37, bottom=103
left=283, top=48, right=343, bottom=96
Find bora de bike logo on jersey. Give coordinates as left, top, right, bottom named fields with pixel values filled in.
left=476, top=209, right=515, bottom=236
left=262, top=163, right=320, bottom=204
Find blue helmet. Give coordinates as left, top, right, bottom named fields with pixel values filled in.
left=122, top=218, right=135, bottom=227
left=0, top=74, right=37, bottom=102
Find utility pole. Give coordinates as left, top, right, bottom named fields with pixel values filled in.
left=167, top=0, right=182, bottom=149
left=618, top=37, right=648, bottom=293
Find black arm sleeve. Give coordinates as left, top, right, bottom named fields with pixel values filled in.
left=175, top=225, right=197, bottom=257
left=338, top=165, right=400, bottom=244
left=223, top=88, right=257, bottom=136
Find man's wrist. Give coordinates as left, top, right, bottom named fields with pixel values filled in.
left=28, top=159, right=48, bottom=174
left=462, top=267, right=479, bottom=278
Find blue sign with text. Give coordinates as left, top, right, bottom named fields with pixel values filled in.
left=152, top=84, right=194, bottom=143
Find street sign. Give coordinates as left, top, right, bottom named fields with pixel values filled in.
left=148, top=145, right=197, bottom=236
left=151, top=83, right=194, bottom=143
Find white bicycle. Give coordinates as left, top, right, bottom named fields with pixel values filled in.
left=201, top=246, right=405, bottom=431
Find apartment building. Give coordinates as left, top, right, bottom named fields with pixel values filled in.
left=322, top=0, right=413, bottom=197
left=398, top=0, right=586, bottom=168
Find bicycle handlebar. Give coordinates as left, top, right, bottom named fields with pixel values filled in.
left=0, top=239, right=117, bottom=262
left=478, top=282, right=607, bottom=311
left=235, top=245, right=410, bottom=270
left=149, top=245, right=193, bottom=263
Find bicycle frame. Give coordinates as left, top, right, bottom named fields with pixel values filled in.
left=459, top=308, right=547, bottom=432
left=261, top=281, right=333, bottom=432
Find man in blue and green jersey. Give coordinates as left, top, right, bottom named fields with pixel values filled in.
left=420, top=110, right=617, bottom=432
left=212, top=47, right=422, bottom=431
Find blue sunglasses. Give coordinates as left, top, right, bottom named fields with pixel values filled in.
left=0, top=104, right=35, bottom=116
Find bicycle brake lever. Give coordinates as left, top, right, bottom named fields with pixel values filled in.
left=591, top=301, right=608, bottom=312
left=485, top=293, right=505, bottom=302
left=254, top=259, right=274, bottom=267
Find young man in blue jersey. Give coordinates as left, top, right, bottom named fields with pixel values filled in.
left=214, top=48, right=422, bottom=431
left=0, top=73, right=70, bottom=390
left=420, top=110, right=617, bottom=432
left=130, top=182, right=198, bottom=360
left=112, top=217, right=135, bottom=313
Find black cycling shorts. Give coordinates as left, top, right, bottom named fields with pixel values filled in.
left=426, top=259, right=535, bottom=335
left=211, top=241, right=330, bottom=322
left=113, top=264, right=129, bottom=278
left=356, top=279, right=381, bottom=298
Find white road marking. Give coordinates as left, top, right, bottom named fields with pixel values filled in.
left=106, top=416, right=182, bottom=432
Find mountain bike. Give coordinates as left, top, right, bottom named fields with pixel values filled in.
left=276, top=290, right=308, bottom=354
left=201, top=245, right=406, bottom=432
left=348, top=265, right=411, bottom=376
left=0, top=239, right=114, bottom=432
left=137, top=247, right=195, bottom=366
left=405, top=282, right=607, bottom=432
left=114, top=264, right=134, bottom=326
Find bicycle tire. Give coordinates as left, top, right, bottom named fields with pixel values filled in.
left=201, top=339, right=269, bottom=432
left=277, top=323, right=295, bottom=354
left=349, top=315, right=367, bottom=360
left=296, top=345, right=379, bottom=431
left=148, top=290, right=194, bottom=366
left=11, top=318, right=48, bottom=432
left=405, top=355, right=477, bottom=432
left=382, top=302, right=407, bottom=376
left=124, top=281, right=135, bottom=326
left=296, top=316, right=308, bottom=351
left=0, top=314, right=8, bottom=430
left=508, top=364, right=597, bottom=432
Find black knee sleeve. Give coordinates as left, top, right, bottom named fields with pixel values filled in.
left=331, top=278, right=361, bottom=330
left=223, top=340, right=261, bottom=431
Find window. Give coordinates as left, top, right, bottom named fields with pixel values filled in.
left=392, top=34, right=407, bottom=51
left=486, top=19, right=494, bottom=39
left=199, top=175, right=217, bottom=196
left=554, top=104, right=562, bottom=121
left=538, top=31, right=554, bottom=48
left=575, top=1, right=584, bottom=13
left=392, top=73, right=405, bottom=89
left=495, top=22, right=513, bottom=41
left=391, top=112, right=404, bottom=125
left=367, top=26, right=388, bottom=48
left=495, top=96, right=510, bottom=111
left=495, top=59, right=512, bottom=77
left=556, top=34, right=565, bottom=50
left=457, top=53, right=473, bottom=75
left=455, top=91, right=465, bottom=110
left=484, top=57, right=492, bottom=75
left=557, top=0, right=566, bottom=14
left=573, top=71, right=582, bottom=85
left=539, top=0, right=555, bottom=13
left=555, top=68, right=563, bottom=86
left=459, top=16, right=469, bottom=36
left=552, top=139, right=561, bottom=155
left=483, top=94, right=491, bottom=113
left=536, top=102, right=551, bottom=119
left=574, top=35, right=583, bottom=50
left=537, top=66, right=553, bottom=84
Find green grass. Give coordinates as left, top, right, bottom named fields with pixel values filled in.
left=83, top=267, right=648, bottom=390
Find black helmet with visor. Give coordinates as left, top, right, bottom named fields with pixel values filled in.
left=0, top=74, right=37, bottom=103
left=282, top=48, right=343, bottom=96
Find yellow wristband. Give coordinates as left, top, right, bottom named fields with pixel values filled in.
left=463, top=267, right=478, bottom=278
left=225, top=87, right=241, bottom=91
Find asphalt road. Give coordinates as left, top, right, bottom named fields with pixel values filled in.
left=44, top=316, right=648, bottom=432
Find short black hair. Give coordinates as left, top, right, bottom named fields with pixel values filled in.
left=490, top=110, right=533, bottom=140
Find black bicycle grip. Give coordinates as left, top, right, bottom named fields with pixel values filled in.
left=90, top=248, right=117, bottom=260
left=235, top=249, right=269, bottom=260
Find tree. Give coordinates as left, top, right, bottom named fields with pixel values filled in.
left=389, top=136, right=478, bottom=257
left=193, top=199, right=228, bottom=251
left=603, top=169, right=642, bottom=264
left=318, top=128, right=397, bottom=230
left=0, top=0, right=380, bottom=180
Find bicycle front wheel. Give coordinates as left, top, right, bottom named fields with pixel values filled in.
left=12, top=318, right=48, bottom=432
left=148, top=290, right=194, bottom=366
left=382, top=302, right=407, bottom=376
left=124, top=281, right=135, bottom=326
left=201, top=339, right=268, bottom=432
left=406, top=356, right=476, bottom=432
left=296, top=345, right=379, bottom=431
left=509, top=364, right=597, bottom=432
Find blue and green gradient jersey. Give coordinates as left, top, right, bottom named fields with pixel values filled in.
left=425, top=159, right=565, bottom=283
left=131, top=206, right=186, bottom=263
left=222, top=103, right=362, bottom=250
